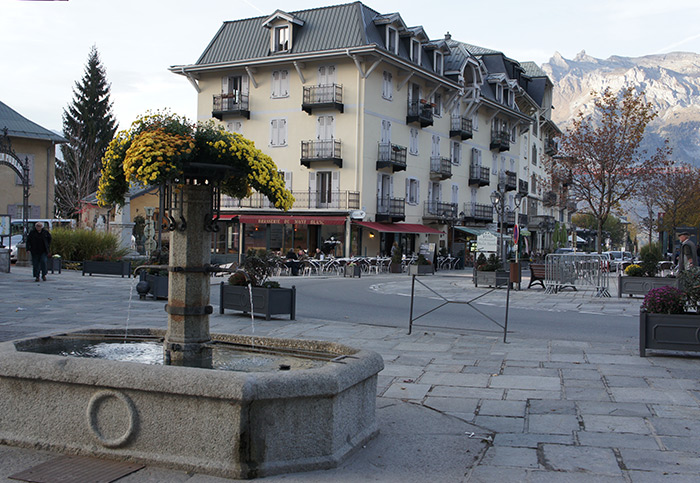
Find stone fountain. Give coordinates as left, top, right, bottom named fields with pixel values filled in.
left=0, top=180, right=383, bottom=478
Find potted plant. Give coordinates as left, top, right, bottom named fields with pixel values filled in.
left=220, top=249, right=296, bottom=320
left=344, top=261, right=361, bottom=278
left=619, top=243, right=679, bottom=297
left=408, top=254, right=434, bottom=276
left=474, top=253, right=508, bottom=288
left=640, top=267, right=700, bottom=356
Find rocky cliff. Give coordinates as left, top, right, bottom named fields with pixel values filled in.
left=542, top=51, right=700, bottom=166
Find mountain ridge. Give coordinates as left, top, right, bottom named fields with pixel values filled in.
left=541, top=50, right=700, bottom=166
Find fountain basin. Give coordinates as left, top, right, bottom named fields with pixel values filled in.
left=0, top=328, right=383, bottom=479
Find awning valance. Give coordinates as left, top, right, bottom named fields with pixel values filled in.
left=238, top=214, right=346, bottom=225
left=354, top=221, right=443, bottom=234
left=454, top=226, right=498, bottom=237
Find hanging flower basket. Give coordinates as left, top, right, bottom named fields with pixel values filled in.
left=97, top=111, right=294, bottom=210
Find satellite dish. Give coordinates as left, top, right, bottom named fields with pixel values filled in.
left=350, top=210, right=366, bottom=220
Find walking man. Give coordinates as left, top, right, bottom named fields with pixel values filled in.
left=678, top=231, right=697, bottom=272
left=27, top=222, right=52, bottom=282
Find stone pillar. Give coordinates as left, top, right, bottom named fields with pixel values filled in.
left=164, top=183, right=213, bottom=367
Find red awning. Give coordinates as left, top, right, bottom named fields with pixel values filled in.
left=353, top=221, right=443, bottom=234
left=217, top=214, right=238, bottom=220
left=238, top=215, right=347, bottom=225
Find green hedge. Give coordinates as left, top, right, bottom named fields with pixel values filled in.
left=50, top=228, right=128, bottom=261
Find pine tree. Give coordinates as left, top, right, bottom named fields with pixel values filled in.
left=56, top=45, right=117, bottom=219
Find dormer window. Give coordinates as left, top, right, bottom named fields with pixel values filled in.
left=274, top=25, right=289, bottom=52
left=411, top=38, right=421, bottom=64
left=434, top=51, right=444, bottom=75
left=386, top=26, right=399, bottom=54
left=495, top=84, right=503, bottom=102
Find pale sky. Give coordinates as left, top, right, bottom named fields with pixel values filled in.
left=2, top=0, right=699, bottom=134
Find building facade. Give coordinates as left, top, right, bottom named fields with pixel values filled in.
left=0, top=101, right=66, bottom=224
left=171, top=2, right=568, bottom=261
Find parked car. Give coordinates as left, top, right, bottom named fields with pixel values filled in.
left=603, top=251, right=634, bottom=272
left=9, top=234, right=23, bottom=263
left=554, top=248, right=575, bottom=254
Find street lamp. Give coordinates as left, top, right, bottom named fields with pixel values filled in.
left=490, top=179, right=523, bottom=269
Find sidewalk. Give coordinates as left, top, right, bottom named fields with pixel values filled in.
left=1, top=267, right=700, bottom=482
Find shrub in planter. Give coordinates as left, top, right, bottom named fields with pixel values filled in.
left=679, top=267, right=700, bottom=311
left=639, top=243, right=662, bottom=277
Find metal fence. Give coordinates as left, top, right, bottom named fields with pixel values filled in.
left=544, top=253, right=610, bottom=297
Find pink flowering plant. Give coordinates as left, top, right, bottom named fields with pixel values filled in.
left=641, top=286, right=685, bottom=314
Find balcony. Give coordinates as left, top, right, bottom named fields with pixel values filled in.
left=430, top=156, right=452, bottom=180
left=301, top=84, right=344, bottom=114
left=212, top=93, right=250, bottom=120
left=545, top=138, right=558, bottom=156
left=543, top=190, right=558, bottom=207
left=528, top=214, right=555, bottom=231
left=490, top=130, right=510, bottom=152
left=450, top=116, right=473, bottom=140
left=499, top=171, right=517, bottom=191
left=518, top=213, right=528, bottom=227
left=376, top=196, right=406, bottom=222
left=462, top=202, right=493, bottom=223
left=406, top=100, right=434, bottom=127
left=423, top=201, right=458, bottom=221
left=518, top=179, right=528, bottom=196
left=468, top=164, right=490, bottom=186
left=504, top=212, right=516, bottom=227
left=376, top=143, right=407, bottom=172
left=221, top=190, right=360, bottom=211
left=300, top=139, right=342, bottom=168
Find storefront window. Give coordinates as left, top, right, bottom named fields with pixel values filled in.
left=244, top=223, right=267, bottom=252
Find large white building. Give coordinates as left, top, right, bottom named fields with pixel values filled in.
left=171, top=2, right=570, bottom=261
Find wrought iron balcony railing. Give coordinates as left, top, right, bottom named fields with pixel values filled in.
left=221, top=190, right=360, bottom=211
left=499, top=170, right=517, bottom=191
left=376, top=196, right=406, bottom=222
left=212, top=93, right=250, bottom=120
left=518, top=213, right=528, bottom=226
left=376, top=143, right=407, bottom=172
left=430, top=156, right=452, bottom=180
left=462, top=202, right=494, bottom=223
left=300, top=139, right=342, bottom=168
left=490, top=130, right=510, bottom=152
left=450, top=116, right=473, bottom=140
left=468, top=164, right=490, bottom=186
left=518, top=179, right=529, bottom=195
left=301, top=84, right=344, bottom=114
left=406, top=100, right=434, bottom=127
left=423, top=201, right=458, bottom=220
left=545, top=138, right=558, bottom=156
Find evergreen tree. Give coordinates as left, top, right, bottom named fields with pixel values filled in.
left=56, top=45, right=117, bottom=219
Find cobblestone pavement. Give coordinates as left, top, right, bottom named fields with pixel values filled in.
left=1, top=266, right=699, bottom=482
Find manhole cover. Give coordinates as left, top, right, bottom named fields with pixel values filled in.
left=9, top=455, right=144, bottom=483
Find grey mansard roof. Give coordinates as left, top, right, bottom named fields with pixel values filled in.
left=0, top=101, right=66, bottom=143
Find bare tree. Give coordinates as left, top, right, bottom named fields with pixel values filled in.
left=550, top=87, right=671, bottom=252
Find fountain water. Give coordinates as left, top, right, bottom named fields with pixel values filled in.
left=0, top=181, right=383, bottom=478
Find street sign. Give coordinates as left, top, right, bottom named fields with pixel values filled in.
left=476, top=232, right=497, bottom=252
left=513, top=224, right=519, bottom=244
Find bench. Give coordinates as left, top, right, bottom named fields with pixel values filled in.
left=528, top=263, right=546, bottom=289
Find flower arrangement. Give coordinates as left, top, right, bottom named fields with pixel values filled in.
left=641, top=286, right=685, bottom=314
left=624, top=264, right=645, bottom=277
left=97, top=111, right=294, bottom=211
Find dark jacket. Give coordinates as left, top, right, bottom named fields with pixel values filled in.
left=27, top=228, right=51, bottom=255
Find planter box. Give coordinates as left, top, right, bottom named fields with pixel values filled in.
left=139, top=272, right=169, bottom=300
left=220, top=283, right=296, bottom=320
left=619, top=275, right=680, bottom=298
left=408, top=264, right=434, bottom=276
left=82, top=260, right=131, bottom=277
left=640, top=311, right=700, bottom=357
left=474, top=270, right=509, bottom=288
left=389, top=262, right=402, bottom=273
left=344, top=264, right=362, bottom=278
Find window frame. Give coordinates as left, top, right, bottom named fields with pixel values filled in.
left=382, top=71, right=393, bottom=100
left=434, top=51, right=444, bottom=75
left=386, top=26, right=399, bottom=54
left=411, top=38, right=422, bottom=64
left=269, top=118, right=288, bottom=147
left=271, top=69, right=290, bottom=98
left=273, top=25, right=290, bottom=52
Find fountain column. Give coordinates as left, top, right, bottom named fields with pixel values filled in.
left=164, top=182, right=213, bottom=367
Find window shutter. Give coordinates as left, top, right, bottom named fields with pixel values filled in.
left=281, top=70, right=289, bottom=96
left=221, top=76, right=228, bottom=93
left=405, top=178, right=410, bottom=201
left=452, top=184, right=459, bottom=204
left=272, top=71, right=279, bottom=97
left=270, top=119, right=276, bottom=145
left=389, top=175, right=394, bottom=197
left=284, top=171, right=293, bottom=190
left=427, top=183, right=432, bottom=205
left=331, top=170, right=340, bottom=192
left=242, top=75, right=249, bottom=95
left=377, top=173, right=383, bottom=197
left=280, top=119, right=287, bottom=145
left=308, top=171, right=316, bottom=192
left=416, top=180, right=420, bottom=204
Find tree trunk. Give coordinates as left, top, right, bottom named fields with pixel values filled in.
left=597, top=218, right=603, bottom=253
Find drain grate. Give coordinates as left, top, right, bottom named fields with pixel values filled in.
left=9, top=455, right=144, bottom=483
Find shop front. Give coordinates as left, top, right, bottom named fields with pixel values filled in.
left=352, top=221, right=444, bottom=258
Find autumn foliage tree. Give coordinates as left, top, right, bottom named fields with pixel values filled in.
left=551, top=87, right=671, bottom=253
left=655, top=163, right=700, bottom=240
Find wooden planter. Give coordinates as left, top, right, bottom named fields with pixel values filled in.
left=474, top=270, right=509, bottom=288
left=640, top=311, right=700, bottom=357
left=344, top=264, right=362, bottom=278
left=220, top=282, right=296, bottom=320
left=618, top=275, right=680, bottom=298
left=408, top=264, right=434, bottom=276
left=82, top=260, right=131, bottom=277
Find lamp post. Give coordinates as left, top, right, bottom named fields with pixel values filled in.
left=490, top=180, right=523, bottom=269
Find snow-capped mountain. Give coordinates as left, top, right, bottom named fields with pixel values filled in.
left=542, top=50, right=700, bottom=166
